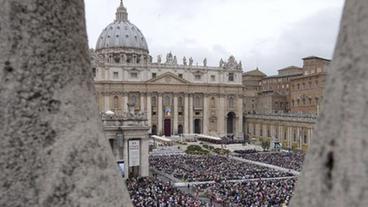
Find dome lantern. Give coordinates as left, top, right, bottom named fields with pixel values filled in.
left=115, top=0, right=128, bottom=22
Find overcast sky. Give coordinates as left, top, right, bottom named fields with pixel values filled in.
left=85, top=0, right=344, bottom=75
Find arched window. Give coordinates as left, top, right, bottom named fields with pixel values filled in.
left=228, top=96, right=234, bottom=108
left=293, top=128, right=297, bottom=142
left=152, top=96, right=157, bottom=106
left=164, top=95, right=170, bottom=106
left=130, top=95, right=137, bottom=105
left=194, top=95, right=201, bottom=108
left=113, top=96, right=119, bottom=109
left=210, top=97, right=216, bottom=108
left=178, top=96, right=183, bottom=106
left=284, top=127, right=288, bottom=140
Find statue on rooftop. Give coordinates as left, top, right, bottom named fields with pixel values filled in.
left=157, top=55, right=162, bottom=64
left=203, top=58, right=207, bottom=67
left=219, top=58, right=224, bottom=67
left=189, top=57, right=193, bottom=66
left=173, top=56, right=178, bottom=65
left=183, top=56, right=187, bottom=65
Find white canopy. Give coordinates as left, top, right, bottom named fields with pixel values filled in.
left=151, top=135, right=172, bottom=142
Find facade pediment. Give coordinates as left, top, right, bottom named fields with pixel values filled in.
left=146, top=72, right=191, bottom=84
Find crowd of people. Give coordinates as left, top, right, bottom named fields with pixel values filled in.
left=234, top=149, right=258, bottom=154
left=150, top=155, right=293, bottom=182
left=236, top=152, right=305, bottom=171
left=194, top=179, right=296, bottom=207
left=126, top=177, right=206, bottom=207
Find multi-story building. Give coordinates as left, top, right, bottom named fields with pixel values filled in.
left=289, top=56, right=330, bottom=114
left=92, top=1, right=330, bottom=151
left=92, top=1, right=244, bottom=139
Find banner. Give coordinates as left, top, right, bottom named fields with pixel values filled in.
left=128, top=140, right=140, bottom=167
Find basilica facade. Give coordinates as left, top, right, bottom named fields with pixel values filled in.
left=92, top=1, right=329, bottom=151
left=92, top=1, right=245, bottom=139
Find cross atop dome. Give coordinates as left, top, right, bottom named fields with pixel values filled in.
left=115, top=0, right=128, bottom=22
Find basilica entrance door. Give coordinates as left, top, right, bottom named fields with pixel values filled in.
left=164, top=119, right=171, bottom=137
left=194, top=119, right=202, bottom=134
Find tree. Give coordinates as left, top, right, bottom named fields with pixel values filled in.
left=0, top=1, right=130, bottom=206
left=291, top=0, right=368, bottom=206
left=261, top=139, right=270, bottom=151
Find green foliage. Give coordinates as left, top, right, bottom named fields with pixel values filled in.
left=261, top=138, right=271, bottom=151
left=212, top=148, right=231, bottom=155
left=185, top=145, right=209, bottom=155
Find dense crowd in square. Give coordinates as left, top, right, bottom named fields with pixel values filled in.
left=150, top=155, right=293, bottom=182
left=126, top=177, right=206, bottom=207
left=194, top=178, right=296, bottom=207
left=235, top=151, right=305, bottom=171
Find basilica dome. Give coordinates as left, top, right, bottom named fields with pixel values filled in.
left=95, top=1, right=149, bottom=52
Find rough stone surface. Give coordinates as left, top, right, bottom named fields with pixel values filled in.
left=0, top=1, right=131, bottom=206
left=291, top=0, right=368, bottom=206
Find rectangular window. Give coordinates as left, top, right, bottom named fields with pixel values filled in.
left=195, top=74, right=201, bottom=80
left=211, top=75, right=216, bottom=81
left=92, top=68, right=96, bottom=78
left=130, top=72, right=138, bottom=79
left=228, top=73, right=234, bottom=81
left=152, top=73, right=157, bottom=78
left=113, top=72, right=119, bottom=79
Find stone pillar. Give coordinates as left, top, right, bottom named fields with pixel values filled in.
left=173, top=95, right=178, bottom=134
left=104, top=95, right=110, bottom=112
left=147, top=94, right=152, bottom=132
left=296, top=127, right=301, bottom=150
left=288, top=126, right=293, bottom=148
left=189, top=94, right=194, bottom=134
left=140, top=139, right=149, bottom=177
left=158, top=95, right=163, bottom=135
left=203, top=95, right=209, bottom=134
left=0, top=0, right=130, bottom=205
left=236, top=97, right=243, bottom=138
left=184, top=94, right=189, bottom=134
left=217, top=95, right=225, bottom=136
left=123, top=139, right=129, bottom=179
left=123, top=94, right=128, bottom=113
left=292, top=2, right=368, bottom=205
left=140, top=94, right=145, bottom=113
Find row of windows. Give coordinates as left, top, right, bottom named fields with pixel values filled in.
left=248, top=126, right=309, bottom=144
left=109, top=71, right=236, bottom=82
left=291, top=97, right=320, bottom=106
left=291, top=80, right=319, bottom=90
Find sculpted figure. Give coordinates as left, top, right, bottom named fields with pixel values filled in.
left=203, top=58, right=207, bottom=67
left=173, top=56, right=178, bottom=65
left=183, top=56, right=187, bottom=65
left=157, top=55, right=162, bottom=64
left=189, top=57, right=193, bottom=66
left=219, top=58, right=224, bottom=67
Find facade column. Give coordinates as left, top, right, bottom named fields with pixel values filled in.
left=158, top=95, right=163, bottom=135
left=123, top=94, right=128, bottom=113
left=236, top=97, right=243, bottom=139
left=140, top=139, right=149, bottom=177
left=173, top=95, right=178, bottom=135
left=217, top=95, right=225, bottom=136
left=140, top=94, right=145, bottom=113
left=288, top=126, right=293, bottom=149
left=184, top=94, right=189, bottom=134
left=189, top=94, right=194, bottom=134
left=203, top=95, right=209, bottom=135
left=123, top=139, right=129, bottom=179
left=297, top=127, right=301, bottom=150
left=147, top=94, right=152, bottom=133
left=104, top=95, right=110, bottom=112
